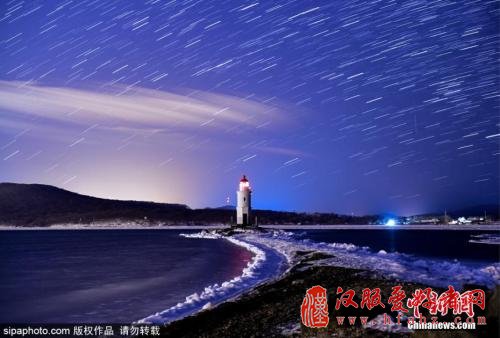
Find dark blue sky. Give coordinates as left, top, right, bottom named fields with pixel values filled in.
left=0, top=0, right=499, bottom=216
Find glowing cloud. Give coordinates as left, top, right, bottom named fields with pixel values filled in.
left=0, top=81, right=283, bottom=131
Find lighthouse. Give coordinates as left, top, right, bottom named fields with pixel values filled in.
left=236, top=175, right=252, bottom=226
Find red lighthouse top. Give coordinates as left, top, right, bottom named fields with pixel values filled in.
left=239, top=175, right=251, bottom=191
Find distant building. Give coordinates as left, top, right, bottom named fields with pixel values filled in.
left=408, top=216, right=440, bottom=225
left=236, top=175, right=252, bottom=226
left=457, top=217, right=472, bottom=224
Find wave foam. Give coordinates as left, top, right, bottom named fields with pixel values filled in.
left=139, top=229, right=499, bottom=325
left=469, top=233, right=500, bottom=245
left=138, top=230, right=286, bottom=324
left=239, top=231, right=500, bottom=289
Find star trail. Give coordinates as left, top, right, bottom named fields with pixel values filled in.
left=0, top=0, right=499, bottom=215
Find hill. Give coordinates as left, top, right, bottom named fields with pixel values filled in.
left=449, top=205, right=500, bottom=218
left=3, top=183, right=496, bottom=227
left=0, top=183, right=377, bottom=227
left=0, top=183, right=192, bottom=226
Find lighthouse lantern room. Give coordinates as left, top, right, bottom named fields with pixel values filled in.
left=236, top=175, right=252, bottom=226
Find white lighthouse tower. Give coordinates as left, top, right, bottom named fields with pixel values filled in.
left=236, top=175, right=252, bottom=226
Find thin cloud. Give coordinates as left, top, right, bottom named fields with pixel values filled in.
left=0, top=81, right=284, bottom=130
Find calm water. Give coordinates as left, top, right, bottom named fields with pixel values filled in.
left=295, top=229, right=500, bottom=264
left=0, top=230, right=252, bottom=323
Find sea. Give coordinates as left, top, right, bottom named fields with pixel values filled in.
left=0, top=228, right=498, bottom=324
left=0, top=229, right=252, bottom=323
left=293, top=229, right=500, bottom=264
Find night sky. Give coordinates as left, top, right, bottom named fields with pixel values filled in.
left=0, top=0, right=499, bottom=216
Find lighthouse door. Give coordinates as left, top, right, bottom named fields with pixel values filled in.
left=243, top=214, right=248, bottom=226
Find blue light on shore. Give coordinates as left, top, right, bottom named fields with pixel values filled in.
left=385, top=219, right=397, bottom=226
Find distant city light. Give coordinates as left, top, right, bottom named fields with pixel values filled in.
left=385, top=219, right=397, bottom=226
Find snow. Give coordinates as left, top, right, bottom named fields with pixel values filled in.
left=138, top=230, right=288, bottom=324
left=135, top=228, right=498, bottom=325
left=278, top=322, right=302, bottom=336
left=364, top=313, right=413, bottom=333
left=237, top=230, right=500, bottom=289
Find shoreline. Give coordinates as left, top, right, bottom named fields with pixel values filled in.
left=160, top=262, right=498, bottom=337
left=138, top=230, right=289, bottom=325
left=151, top=228, right=499, bottom=335
left=240, top=230, right=500, bottom=289
left=159, top=230, right=499, bottom=337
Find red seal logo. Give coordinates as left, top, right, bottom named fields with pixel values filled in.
left=301, top=285, right=329, bottom=328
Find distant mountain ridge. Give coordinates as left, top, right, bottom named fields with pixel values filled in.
left=0, top=183, right=190, bottom=226
left=0, top=183, right=373, bottom=226
left=0, top=183, right=497, bottom=227
left=412, top=205, right=500, bottom=219
left=215, top=205, right=236, bottom=210
left=448, top=205, right=499, bottom=218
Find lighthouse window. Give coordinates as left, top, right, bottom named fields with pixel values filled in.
left=243, top=197, right=246, bottom=202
